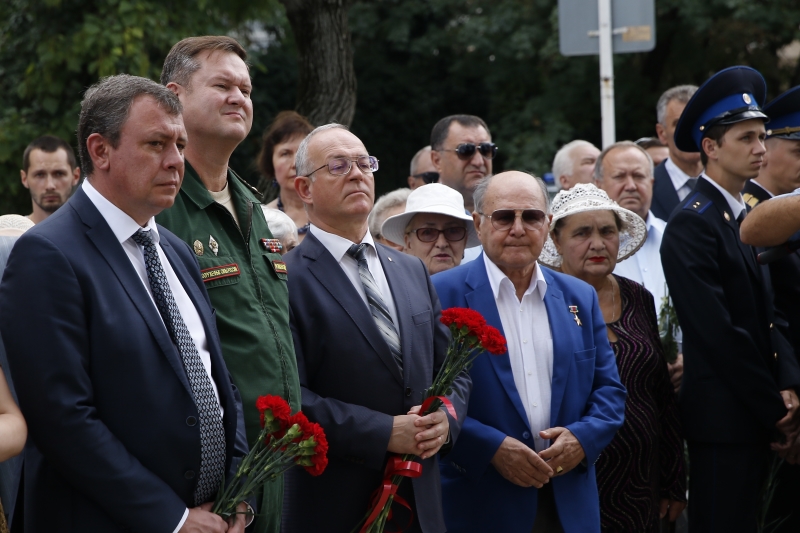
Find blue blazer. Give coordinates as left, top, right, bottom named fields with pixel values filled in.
left=282, top=232, right=471, bottom=533
left=0, top=188, right=248, bottom=533
left=432, top=256, right=626, bottom=533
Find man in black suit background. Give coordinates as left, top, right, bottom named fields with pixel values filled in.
left=282, top=124, right=471, bottom=533
left=661, top=66, right=800, bottom=532
left=0, top=75, right=248, bottom=533
left=651, top=85, right=703, bottom=220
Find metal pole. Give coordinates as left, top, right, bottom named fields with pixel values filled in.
left=598, top=0, right=615, bottom=147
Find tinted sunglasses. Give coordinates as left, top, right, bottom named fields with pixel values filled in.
left=479, top=209, right=547, bottom=231
left=409, top=226, right=467, bottom=243
left=412, top=171, right=439, bottom=184
left=442, top=142, right=498, bottom=161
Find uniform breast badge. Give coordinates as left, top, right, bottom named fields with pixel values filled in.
left=193, top=240, right=204, bottom=256
left=209, top=235, right=219, bottom=256
left=260, top=238, right=283, bottom=253
left=569, top=305, right=582, bottom=326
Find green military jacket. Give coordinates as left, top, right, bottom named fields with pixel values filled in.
left=156, top=162, right=301, bottom=447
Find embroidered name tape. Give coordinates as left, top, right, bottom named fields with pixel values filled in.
left=201, top=263, right=241, bottom=282
left=272, top=260, right=287, bottom=275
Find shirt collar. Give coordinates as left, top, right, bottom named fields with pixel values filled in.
left=750, top=180, right=775, bottom=198
left=82, top=179, right=159, bottom=244
left=645, top=211, right=666, bottom=236
left=482, top=253, right=547, bottom=301
left=309, top=224, right=376, bottom=263
left=700, top=174, right=747, bottom=219
left=665, top=157, right=696, bottom=190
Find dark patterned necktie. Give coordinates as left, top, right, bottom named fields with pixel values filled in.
left=131, top=229, right=226, bottom=506
left=346, top=243, right=403, bottom=371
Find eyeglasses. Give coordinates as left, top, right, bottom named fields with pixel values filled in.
left=478, top=209, right=547, bottom=231
left=440, top=143, right=498, bottom=161
left=408, top=226, right=467, bottom=243
left=307, top=156, right=379, bottom=177
left=412, top=171, right=439, bottom=184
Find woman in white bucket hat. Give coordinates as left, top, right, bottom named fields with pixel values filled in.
left=381, top=183, right=481, bottom=274
left=542, top=183, right=686, bottom=531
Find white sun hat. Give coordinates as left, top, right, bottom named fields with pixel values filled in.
left=539, top=183, right=647, bottom=269
left=0, top=214, right=35, bottom=237
left=380, top=183, right=481, bottom=248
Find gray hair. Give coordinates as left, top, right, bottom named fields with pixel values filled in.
left=261, top=207, right=298, bottom=242
left=409, top=146, right=432, bottom=176
left=473, top=173, right=551, bottom=214
left=369, top=188, right=411, bottom=238
left=593, top=141, right=654, bottom=183
left=656, top=85, right=698, bottom=125
left=551, top=140, right=598, bottom=191
left=78, top=74, right=182, bottom=176
left=295, top=123, right=350, bottom=177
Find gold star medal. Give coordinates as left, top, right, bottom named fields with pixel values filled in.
left=209, top=235, right=219, bottom=256
left=569, top=305, right=582, bottom=326
left=193, top=240, right=204, bottom=256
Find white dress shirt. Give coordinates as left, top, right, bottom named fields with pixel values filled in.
left=483, top=254, right=553, bottom=452
left=613, top=211, right=667, bottom=313
left=83, top=180, right=219, bottom=532
left=700, top=174, right=746, bottom=219
left=665, top=157, right=698, bottom=201
left=309, top=225, right=400, bottom=328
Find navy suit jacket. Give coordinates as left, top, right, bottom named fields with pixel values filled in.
left=0, top=188, right=247, bottom=532
left=282, top=232, right=471, bottom=533
left=651, top=160, right=681, bottom=222
left=431, top=257, right=626, bottom=533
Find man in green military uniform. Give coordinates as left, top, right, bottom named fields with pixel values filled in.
left=157, top=35, right=301, bottom=533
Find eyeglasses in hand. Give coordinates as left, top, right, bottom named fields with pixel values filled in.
left=440, top=143, right=498, bottom=161
left=307, top=156, right=379, bottom=177
left=478, top=209, right=547, bottom=231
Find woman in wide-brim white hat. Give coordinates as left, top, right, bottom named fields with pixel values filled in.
left=381, top=183, right=480, bottom=274
left=542, top=183, right=687, bottom=531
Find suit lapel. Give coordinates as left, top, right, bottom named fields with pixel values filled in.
left=653, top=162, right=680, bottom=218
left=303, top=233, right=404, bottom=385
left=464, top=258, right=530, bottom=429
left=376, top=245, right=411, bottom=385
left=541, top=269, right=571, bottom=425
left=73, top=189, right=193, bottom=396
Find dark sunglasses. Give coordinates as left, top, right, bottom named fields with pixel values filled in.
left=441, top=142, right=498, bottom=161
left=409, top=226, right=467, bottom=243
left=412, top=171, right=439, bottom=184
left=478, top=209, right=547, bottom=231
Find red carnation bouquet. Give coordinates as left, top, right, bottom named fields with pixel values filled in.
left=356, top=308, right=506, bottom=533
left=212, top=395, right=328, bottom=521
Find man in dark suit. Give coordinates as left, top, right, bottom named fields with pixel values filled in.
left=742, top=86, right=800, bottom=532
left=0, top=75, right=249, bottom=533
left=432, top=172, right=626, bottom=533
left=661, top=66, right=800, bottom=532
left=282, top=124, right=471, bottom=533
left=651, top=85, right=703, bottom=221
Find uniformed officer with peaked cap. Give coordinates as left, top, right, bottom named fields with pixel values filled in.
left=742, top=85, right=800, bottom=533
left=661, top=66, right=800, bottom=532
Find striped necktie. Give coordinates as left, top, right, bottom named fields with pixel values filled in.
left=132, top=229, right=226, bottom=506
left=347, top=243, right=403, bottom=371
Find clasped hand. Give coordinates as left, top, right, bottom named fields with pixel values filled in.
left=179, top=502, right=248, bottom=533
left=490, top=427, right=585, bottom=489
left=387, top=405, right=450, bottom=459
left=772, top=389, right=800, bottom=463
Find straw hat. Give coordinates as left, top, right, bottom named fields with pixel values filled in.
left=0, top=215, right=35, bottom=237
left=539, top=183, right=647, bottom=269
left=380, top=183, right=481, bottom=248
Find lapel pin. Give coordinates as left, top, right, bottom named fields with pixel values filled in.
left=209, top=235, right=219, bottom=256
left=723, top=211, right=731, bottom=222
left=193, top=240, right=204, bottom=256
left=569, top=305, right=582, bottom=326
left=388, top=256, right=393, bottom=262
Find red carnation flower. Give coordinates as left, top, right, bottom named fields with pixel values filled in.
left=479, top=325, right=507, bottom=355
left=305, top=423, right=329, bottom=476
left=441, top=308, right=486, bottom=337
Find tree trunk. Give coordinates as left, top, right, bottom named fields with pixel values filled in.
left=279, top=0, right=357, bottom=127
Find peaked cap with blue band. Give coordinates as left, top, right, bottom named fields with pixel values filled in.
left=674, top=66, right=768, bottom=152
left=765, top=85, right=800, bottom=141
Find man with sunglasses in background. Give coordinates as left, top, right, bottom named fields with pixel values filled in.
left=431, top=171, right=625, bottom=533
left=407, top=145, right=439, bottom=189
left=282, top=124, right=471, bottom=533
left=431, top=115, right=497, bottom=263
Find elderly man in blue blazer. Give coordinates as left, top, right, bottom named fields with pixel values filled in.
left=432, top=171, right=626, bottom=533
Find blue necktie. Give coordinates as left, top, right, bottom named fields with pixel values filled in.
left=347, top=243, right=403, bottom=371
left=132, top=229, right=226, bottom=506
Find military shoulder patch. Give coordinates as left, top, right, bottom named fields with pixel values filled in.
left=743, top=193, right=761, bottom=209
left=682, top=192, right=713, bottom=214
left=201, top=263, right=241, bottom=282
